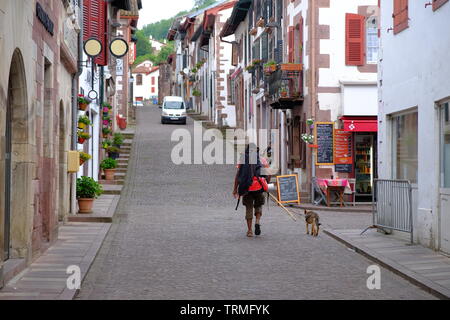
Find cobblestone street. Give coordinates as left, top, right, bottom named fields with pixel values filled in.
left=76, top=106, right=434, bottom=300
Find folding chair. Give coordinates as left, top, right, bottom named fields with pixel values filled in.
left=312, top=178, right=327, bottom=206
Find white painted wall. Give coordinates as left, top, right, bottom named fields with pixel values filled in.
left=133, top=69, right=159, bottom=101
left=318, top=0, right=378, bottom=121
left=214, top=7, right=236, bottom=128
left=378, top=0, right=450, bottom=250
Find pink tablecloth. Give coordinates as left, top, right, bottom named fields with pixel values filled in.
left=316, top=179, right=352, bottom=194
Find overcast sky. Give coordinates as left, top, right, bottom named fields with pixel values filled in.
left=138, top=0, right=195, bottom=28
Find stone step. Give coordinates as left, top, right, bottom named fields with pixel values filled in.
left=99, top=179, right=124, bottom=185
left=101, top=184, right=122, bottom=195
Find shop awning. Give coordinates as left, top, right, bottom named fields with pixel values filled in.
left=341, top=116, right=378, bottom=132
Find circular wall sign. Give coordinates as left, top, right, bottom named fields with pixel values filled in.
left=83, top=38, right=102, bottom=57
left=88, top=90, right=98, bottom=100
left=109, top=38, right=129, bottom=58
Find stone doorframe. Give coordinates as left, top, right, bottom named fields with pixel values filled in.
left=0, top=48, right=35, bottom=262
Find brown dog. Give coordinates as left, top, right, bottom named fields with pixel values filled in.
left=304, top=210, right=321, bottom=236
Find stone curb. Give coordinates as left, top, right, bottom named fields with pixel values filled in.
left=57, top=223, right=112, bottom=300
left=324, top=229, right=450, bottom=300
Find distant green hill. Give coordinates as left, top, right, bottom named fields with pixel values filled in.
left=140, top=0, right=217, bottom=41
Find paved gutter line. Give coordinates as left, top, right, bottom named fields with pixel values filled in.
left=324, top=229, right=450, bottom=300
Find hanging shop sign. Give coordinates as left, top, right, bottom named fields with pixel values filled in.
left=315, top=122, right=334, bottom=165
left=36, top=2, right=54, bottom=36
left=334, top=129, right=353, bottom=173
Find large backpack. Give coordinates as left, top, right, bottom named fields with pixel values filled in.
left=235, top=150, right=264, bottom=211
left=237, top=151, right=262, bottom=197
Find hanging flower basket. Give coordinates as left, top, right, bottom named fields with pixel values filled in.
left=78, top=97, right=90, bottom=111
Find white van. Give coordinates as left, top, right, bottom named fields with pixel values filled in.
left=161, top=96, right=187, bottom=125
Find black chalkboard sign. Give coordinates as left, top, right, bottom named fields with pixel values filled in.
left=335, top=164, right=353, bottom=173
left=276, top=175, right=300, bottom=204
left=316, top=122, right=334, bottom=165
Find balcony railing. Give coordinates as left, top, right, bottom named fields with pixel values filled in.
left=265, top=63, right=303, bottom=109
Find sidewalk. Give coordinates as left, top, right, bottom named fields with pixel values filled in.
left=0, top=129, right=135, bottom=300
left=0, top=222, right=111, bottom=300
left=325, top=228, right=450, bottom=299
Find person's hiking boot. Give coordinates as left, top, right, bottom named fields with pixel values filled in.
left=255, top=224, right=261, bottom=236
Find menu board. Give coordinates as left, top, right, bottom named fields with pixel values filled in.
left=315, top=122, right=334, bottom=165
left=334, top=129, right=353, bottom=173
left=276, top=175, right=300, bottom=204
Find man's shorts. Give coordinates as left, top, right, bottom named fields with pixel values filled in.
left=243, top=191, right=265, bottom=220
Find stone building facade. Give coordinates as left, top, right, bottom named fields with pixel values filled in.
left=0, top=0, right=79, bottom=287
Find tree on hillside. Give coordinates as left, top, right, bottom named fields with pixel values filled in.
left=194, top=0, right=216, bottom=9
left=136, top=30, right=153, bottom=57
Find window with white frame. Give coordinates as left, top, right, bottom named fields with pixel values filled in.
left=440, top=101, right=450, bottom=188
left=392, top=111, right=418, bottom=183
left=366, top=16, right=378, bottom=64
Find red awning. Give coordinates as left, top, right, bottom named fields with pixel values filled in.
left=341, top=116, right=378, bottom=132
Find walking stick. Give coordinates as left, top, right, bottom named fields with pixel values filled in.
left=268, top=193, right=297, bottom=222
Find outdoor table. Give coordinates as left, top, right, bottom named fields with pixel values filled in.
left=316, top=179, right=352, bottom=207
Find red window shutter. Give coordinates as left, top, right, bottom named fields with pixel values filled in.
left=288, top=26, right=294, bottom=63
left=299, top=16, right=304, bottom=64
left=83, top=0, right=91, bottom=41
left=83, top=0, right=108, bottom=66
left=393, top=0, right=408, bottom=34
left=433, top=0, right=449, bottom=11
left=345, top=13, right=365, bottom=66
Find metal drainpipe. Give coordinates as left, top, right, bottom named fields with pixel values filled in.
left=70, top=0, right=84, bottom=215
left=310, top=0, right=317, bottom=203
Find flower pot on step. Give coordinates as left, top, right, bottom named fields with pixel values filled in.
left=104, top=169, right=116, bottom=181
left=78, top=198, right=94, bottom=214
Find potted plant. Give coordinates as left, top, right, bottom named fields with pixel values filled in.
left=102, top=127, right=111, bottom=138
left=78, top=96, right=90, bottom=111
left=78, top=115, right=91, bottom=129
left=301, top=133, right=315, bottom=145
left=107, top=146, right=120, bottom=160
left=102, top=139, right=112, bottom=150
left=264, top=60, right=277, bottom=74
left=79, top=152, right=92, bottom=165
left=245, top=63, right=255, bottom=72
left=113, top=132, right=124, bottom=148
left=192, top=89, right=201, bottom=97
left=100, top=158, right=118, bottom=181
left=280, top=87, right=288, bottom=98
left=103, top=115, right=111, bottom=126
left=78, top=131, right=91, bottom=144
left=76, top=176, right=103, bottom=214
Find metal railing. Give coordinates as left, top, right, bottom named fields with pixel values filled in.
left=371, top=179, right=413, bottom=243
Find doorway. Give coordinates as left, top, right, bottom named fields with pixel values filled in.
left=439, top=101, right=450, bottom=254
left=2, top=49, right=30, bottom=260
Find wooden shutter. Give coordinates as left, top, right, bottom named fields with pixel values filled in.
left=433, top=0, right=449, bottom=11
left=393, top=0, right=408, bottom=34
left=83, top=0, right=108, bottom=66
left=345, top=13, right=365, bottom=66
left=288, top=26, right=294, bottom=63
